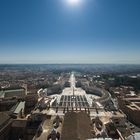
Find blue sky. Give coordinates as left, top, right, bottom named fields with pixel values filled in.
left=0, top=0, right=140, bottom=64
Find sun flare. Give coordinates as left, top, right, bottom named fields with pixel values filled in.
left=67, top=0, right=81, bottom=6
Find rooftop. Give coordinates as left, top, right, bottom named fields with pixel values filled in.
left=61, top=111, right=92, bottom=140
left=0, top=112, right=11, bottom=128
left=13, top=101, right=25, bottom=114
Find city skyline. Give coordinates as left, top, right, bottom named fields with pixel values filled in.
left=0, top=0, right=140, bottom=64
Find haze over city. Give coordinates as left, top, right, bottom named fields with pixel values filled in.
left=0, top=0, right=140, bottom=64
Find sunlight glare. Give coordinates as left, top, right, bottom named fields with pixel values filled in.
left=67, top=0, right=81, bottom=6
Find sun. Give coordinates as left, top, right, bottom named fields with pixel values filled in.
left=67, top=0, right=80, bottom=6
